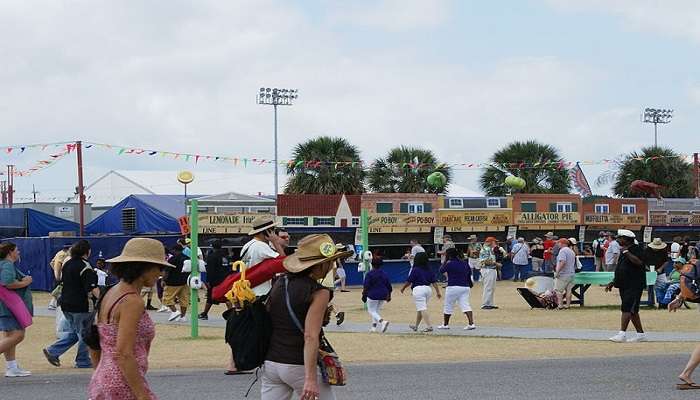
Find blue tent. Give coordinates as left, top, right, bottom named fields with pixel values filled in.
left=86, top=195, right=188, bottom=235
left=0, top=208, right=79, bottom=238
left=9, top=235, right=181, bottom=291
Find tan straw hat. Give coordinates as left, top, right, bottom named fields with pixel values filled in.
left=248, top=215, right=278, bottom=236
left=283, top=234, right=353, bottom=274
left=107, top=238, right=173, bottom=268
left=648, top=238, right=667, bottom=250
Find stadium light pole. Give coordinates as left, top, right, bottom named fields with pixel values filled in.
left=642, top=108, right=674, bottom=147
left=257, top=87, right=299, bottom=198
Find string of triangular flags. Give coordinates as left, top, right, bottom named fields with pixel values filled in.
left=0, top=140, right=695, bottom=173
left=0, top=143, right=74, bottom=177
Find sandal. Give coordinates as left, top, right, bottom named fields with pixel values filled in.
left=422, top=327, right=434, bottom=333
left=408, top=324, right=418, bottom=332
left=677, top=379, right=700, bottom=390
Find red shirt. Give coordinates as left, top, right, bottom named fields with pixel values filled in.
left=543, top=239, right=555, bottom=261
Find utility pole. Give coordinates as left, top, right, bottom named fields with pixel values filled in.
left=76, top=141, right=85, bottom=236
left=6, top=165, right=14, bottom=208
left=0, top=180, right=6, bottom=207
left=694, top=152, right=699, bottom=198
left=32, top=184, right=39, bottom=203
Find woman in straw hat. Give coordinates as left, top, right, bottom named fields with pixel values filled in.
left=262, top=234, right=352, bottom=400
left=88, top=238, right=172, bottom=400
left=646, top=238, right=670, bottom=309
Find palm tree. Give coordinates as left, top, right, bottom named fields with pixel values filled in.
left=284, top=136, right=365, bottom=194
left=367, top=146, right=451, bottom=193
left=480, top=140, right=571, bottom=196
left=596, top=146, right=693, bottom=198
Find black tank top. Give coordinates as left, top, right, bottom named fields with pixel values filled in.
left=265, top=274, right=332, bottom=365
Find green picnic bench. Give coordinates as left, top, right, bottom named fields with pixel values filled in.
left=571, top=271, right=658, bottom=307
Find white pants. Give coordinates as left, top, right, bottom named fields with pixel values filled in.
left=367, top=299, right=385, bottom=324
left=481, top=268, right=497, bottom=307
left=412, top=285, right=432, bottom=312
left=261, top=360, right=335, bottom=400
left=444, top=286, right=472, bottom=314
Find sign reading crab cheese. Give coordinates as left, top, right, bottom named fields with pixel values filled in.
left=437, top=210, right=511, bottom=232
left=198, top=213, right=264, bottom=234
left=514, top=212, right=580, bottom=225
left=367, top=213, right=435, bottom=233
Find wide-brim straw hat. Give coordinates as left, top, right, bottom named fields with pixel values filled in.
left=283, top=234, right=353, bottom=274
left=467, top=234, right=477, bottom=240
left=107, top=238, right=173, bottom=268
left=248, top=215, right=278, bottom=236
left=545, top=232, right=554, bottom=238
left=648, top=238, right=667, bottom=250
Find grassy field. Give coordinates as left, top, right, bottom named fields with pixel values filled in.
left=14, top=283, right=700, bottom=373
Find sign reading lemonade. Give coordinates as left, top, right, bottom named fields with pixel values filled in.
left=198, top=213, right=267, bottom=234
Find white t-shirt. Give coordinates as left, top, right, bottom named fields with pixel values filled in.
left=241, top=239, right=279, bottom=296
left=96, top=269, right=107, bottom=286
left=605, top=240, right=621, bottom=265
left=671, top=242, right=681, bottom=261
left=511, top=243, right=530, bottom=265
left=556, top=247, right=577, bottom=277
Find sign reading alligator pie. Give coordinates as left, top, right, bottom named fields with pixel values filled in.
left=514, top=212, right=580, bottom=229
left=198, top=213, right=267, bottom=234
left=367, top=213, right=435, bottom=233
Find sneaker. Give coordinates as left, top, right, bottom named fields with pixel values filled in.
left=157, top=306, right=169, bottom=313
left=408, top=324, right=418, bottom=332
left=5, top=367, right=31, bottom=377
left=168, top=311, right=181, bottom=322
left=609, top=332, right=627, bottom=343
left=628, top=333, right=648, bottom=342
left=42, top=348, right=60, bottom=367
left=421, top=327, right=434, bottom=333
left=47, top=304, right=57, bottom=311
left=437, top=325, right=450, bottom=330
left=465, top=324, right=477, bottom=330
left=177, top=316, right=187, bottom=323
left=380, top=320, right=390, bottom=333
left=336, top=312, right=345, bottom=326
left=198, top=313, right=208, bottom=320
left=370, top=326, right=377, bottom=333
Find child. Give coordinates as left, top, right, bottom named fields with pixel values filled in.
left=362, top=256, right=392, bottom=333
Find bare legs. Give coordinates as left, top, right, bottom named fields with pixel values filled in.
left=680, top=345, right=700, bottom=384
left=0, top=330, right=25, bottom=362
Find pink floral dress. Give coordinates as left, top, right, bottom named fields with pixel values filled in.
left=88, top=294, right=157, bottom=400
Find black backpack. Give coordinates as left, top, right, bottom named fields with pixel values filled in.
left=594, top=240, right=605, bottom=257
left=223, top=297, right=272, bottom=372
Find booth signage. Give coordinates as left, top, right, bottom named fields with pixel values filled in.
left=437, top=210, right=512, bottom=227
left=514, top=212, right=580, bottom=225
left=198, top=213, right=266, bottom=234
left=367, top=213, right=435, bottom=234
left=583, top=214, right=646, bottom=225
left=649, top=211, right=700, bottom=226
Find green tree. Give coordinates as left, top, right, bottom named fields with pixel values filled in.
left=596, top=146, right=693, bottom=198
left=367, top=146, right=451, bottom=193
left=284, top=136, right=365, bottom=194
left=480, top=140, right=571, bottom=196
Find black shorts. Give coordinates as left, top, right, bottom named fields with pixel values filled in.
left=619, top=288, right=643, bottom=314
left=206, top=283, right=221, bottom=305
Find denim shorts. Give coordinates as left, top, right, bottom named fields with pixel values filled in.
left=0, top=316, right=22, bottom=332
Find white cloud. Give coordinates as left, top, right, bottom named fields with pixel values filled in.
left=325, top=0, right=454, bottom=31
left=546, top=0, right=700, bottom=43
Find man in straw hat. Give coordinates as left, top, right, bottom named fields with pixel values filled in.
left=479, top=237, right=499, bottom=309
left=646, top=238, right=671, bottom=309
left=606, top=229, right=647, bottom=343
left=240, top=216, right=286, bottom=297
left=262, top=234, right=352, bottom=399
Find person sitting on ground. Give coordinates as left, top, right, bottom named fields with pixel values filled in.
left=401, top=252, right=442, bottom=333
left=437, top=248, right=475, bottom=330
left=661, top=258, right=686, bottom=306
left=88, top=238, right=172, bottom=400
left=362, top=255, right=392, bottom=333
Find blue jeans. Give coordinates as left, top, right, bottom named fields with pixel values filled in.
left=46, top=311, right=93, bottom=368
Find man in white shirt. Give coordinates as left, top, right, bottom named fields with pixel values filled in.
left=605, top=232, right=621, bottom=272
left=241, top=216, right=285, bottom=297
left=670, top=237, right=682, bottom=261
left=510, top=237, right=530, bottom=282
left=555, top=238, right=577, bottom=308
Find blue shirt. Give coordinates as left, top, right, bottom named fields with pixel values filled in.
left=407, top=267, right=436, bottom=288
left=439, top=259, right=472, bottom=288
left=363, top=269, right=392, bottom=301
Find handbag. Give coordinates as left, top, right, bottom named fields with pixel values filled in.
left=0, top=285, right=32, bottom=329
left=284, top=275, right=347, bottom=386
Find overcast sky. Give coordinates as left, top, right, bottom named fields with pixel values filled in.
left=1, top=0, right=699, bottom=201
